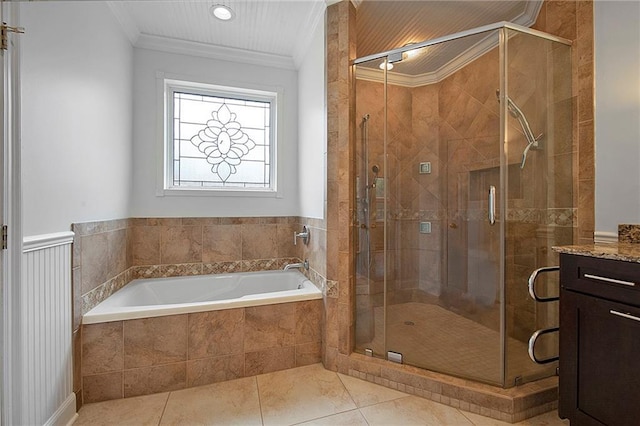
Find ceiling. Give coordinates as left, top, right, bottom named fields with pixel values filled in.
left=108, top=0, right=541, bottom=73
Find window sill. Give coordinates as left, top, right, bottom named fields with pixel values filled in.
left=157, top=187, right=281, bottom=198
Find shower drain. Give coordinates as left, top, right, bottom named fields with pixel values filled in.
left=404, top=321, right=415, bottom=326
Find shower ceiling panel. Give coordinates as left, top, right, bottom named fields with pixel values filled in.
left=108, top=0, right=540, bottom=74
left=356, top=1, right=542, bottom=78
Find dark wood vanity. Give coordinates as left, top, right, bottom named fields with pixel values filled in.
left=556, top=246, right=640, bottom=426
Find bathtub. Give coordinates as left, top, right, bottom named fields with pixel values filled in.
left=83, top=269, right=322, bottom=324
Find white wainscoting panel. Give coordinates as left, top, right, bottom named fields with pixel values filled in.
left=22, top=232, right=76, bottom=426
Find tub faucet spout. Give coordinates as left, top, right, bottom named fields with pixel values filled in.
left=284, top=259, right=309, bottom=271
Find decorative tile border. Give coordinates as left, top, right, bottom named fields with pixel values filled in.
left=81, top=268, right=132, bottom=316
left=326, top=280, right=339, bottom=298
left=392, top=208, right=577, bottom=227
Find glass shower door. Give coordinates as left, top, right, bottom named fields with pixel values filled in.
left=503, top=28, right=573, bottom=386
left=380, top=31, right=505, bottom=386
left=354, top=58, right=387, bottom=357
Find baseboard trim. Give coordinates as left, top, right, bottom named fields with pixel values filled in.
left=593, top=231, right=618, bottom=244
left=44, top=392, right=77, bottom=426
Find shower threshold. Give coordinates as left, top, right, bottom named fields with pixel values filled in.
left=345, top=351, right=558, bottom=423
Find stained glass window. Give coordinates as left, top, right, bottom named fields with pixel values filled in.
left=166, top=81, right=275, bottom=191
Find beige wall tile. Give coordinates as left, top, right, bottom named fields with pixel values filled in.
left=124, top=315, right=188, bottom=369
left=244, top=303, right=295, bottom=352
left=245, top=346, right=295, bottom=376
left=160, top=226, right=202, bottom=264
left=578, top=120, right=595, bottom=180
left=73, top=329, right=82, bottom=393
left=81, top=233, right=109, bottom=294
left=188, top=309, right=244, bottom=359
left=123, top=363, right=186, bottom=398
left=546, top=0, right=577, bottom=41
left=242, top=223, right=278, bottom=260
left=202, top=224, right=242, bottom=262
left=296, top=342, right=322, bottom=367
left=131, top=226, right=160, bottom=266
left=107, top=229, right=128, bottom=279
left=186, top=355, right=245, bottom=388
left=82, top=322, right=123, bottom=375
left=277, top=223, right=298, bottom=258
left=295, top=300, right=322, bottom=345
left=83, top=372, right=123, bottom=403
left=73, top=266, right=83, bottom=331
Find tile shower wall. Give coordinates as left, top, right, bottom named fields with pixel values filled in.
left=73, top=216, right=327, bottom=407
left=533, top=0, right=595, bottom=245
left=81, top=299, right=323, bottom=403
left=325, top=0, right=357, bottom=372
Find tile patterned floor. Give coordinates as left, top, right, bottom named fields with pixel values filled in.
left=75, top=363, right=569, bottom=426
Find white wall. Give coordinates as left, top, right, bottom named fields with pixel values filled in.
left=130, top=48, right=299, bottom=217
left=298, top=13, right=326, bottom=219
left=594, top=1, right=640, bottom=236
left=20, top=2, right=133, bottom=236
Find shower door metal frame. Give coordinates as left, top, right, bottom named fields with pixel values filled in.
left=498, top=26, right=508, bottom=388
left=353, top=21, right=571, bottom=66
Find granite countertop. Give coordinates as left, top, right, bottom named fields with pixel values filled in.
left=553, top=243, right=640, bottom=264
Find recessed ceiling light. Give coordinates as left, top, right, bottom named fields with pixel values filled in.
left=211, top=4, right=235, bottom=21
left=379, top=61, right=394, bottom=70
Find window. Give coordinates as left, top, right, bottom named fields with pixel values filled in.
left=162, top=78, right=278, bottom=195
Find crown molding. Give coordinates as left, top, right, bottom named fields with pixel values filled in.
left=293, top=1, right=327, bottom=69
left=356, top=32, right=497, bottom=88
left=433, top=30, right=499, bottom=82
left=106, top=1, right=140, bottom=46
left=136, top=34, right=296, bottom=70
left=516, top=0, right=544, bottom=27
left=355, top=1, right=543, bottom=87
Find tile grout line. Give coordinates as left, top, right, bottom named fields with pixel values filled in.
left=335, top=371, right=359, bottom=410
left=254, top=376, right=265, bottom=425
left=456, top=406, right=480, bottom=426
left=156, top=391, right=172, bottom=425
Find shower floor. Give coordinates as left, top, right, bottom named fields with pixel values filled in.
left=358, top=302, right=552, bottom=385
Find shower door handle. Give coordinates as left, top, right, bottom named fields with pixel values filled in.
left=488, top=186, right=496, bottom=225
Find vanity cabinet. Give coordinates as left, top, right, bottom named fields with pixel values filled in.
left=559, top=253, right=640, bottom=426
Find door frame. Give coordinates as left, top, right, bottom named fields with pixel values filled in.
left=2, top=1, right=23, bottom=424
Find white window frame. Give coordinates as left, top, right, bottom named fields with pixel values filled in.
left=157, top=73, right=283, bottom=197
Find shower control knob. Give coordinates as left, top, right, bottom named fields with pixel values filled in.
left=449, top=223, right=458, bottom=229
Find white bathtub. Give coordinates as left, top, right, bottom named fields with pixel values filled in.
left=83, top=270, right=322, bottom=324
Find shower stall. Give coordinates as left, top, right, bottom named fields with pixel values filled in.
left=353, top=22, right=573, bottom=388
